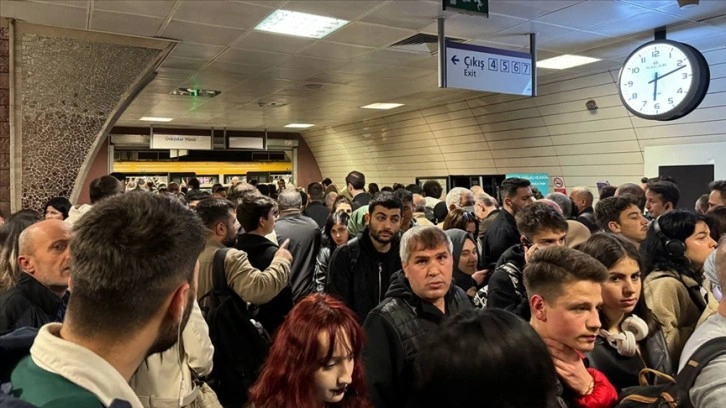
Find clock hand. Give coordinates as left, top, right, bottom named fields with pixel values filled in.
left=648, top=64, right=686, bottom=83
left=653, top=72, right=658, bottom=101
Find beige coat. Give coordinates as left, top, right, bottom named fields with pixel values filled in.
left=130, top=301, right=214, bottom=407
left=197, top=235, right=291, bottom=305
left=644, top=269, right=717, bottom=363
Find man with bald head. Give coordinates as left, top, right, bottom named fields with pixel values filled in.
left=0, top=219, right=71, bottom=332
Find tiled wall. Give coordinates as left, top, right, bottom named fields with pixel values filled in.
left=0, top=20, right=9, bottom=218
left=10, top=23, right=170, bottom=212
left=303, top=47, right=726, bottom=196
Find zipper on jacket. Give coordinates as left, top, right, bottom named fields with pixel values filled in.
left=378, top=262, right=383, bottom=304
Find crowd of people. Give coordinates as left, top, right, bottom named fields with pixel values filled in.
left=0, top=170, right=725, bottom=408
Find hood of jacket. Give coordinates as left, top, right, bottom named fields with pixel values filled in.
left=495, top=243, right=525, bottom=270
left=64, top=204, right=93, bottom=226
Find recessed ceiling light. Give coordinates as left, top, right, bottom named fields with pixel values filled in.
left=537, top=55, right=601, bottom=70
left=284, top=123, right=315, bottom=129
left=254, top=10, right=349, bottom=39
left=361, top=103, right=405, bottom=110
left=140, top=117, right=173, bottom=122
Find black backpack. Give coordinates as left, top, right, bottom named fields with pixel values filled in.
left=199, top=248, right=271, bottom=408
left=616, top=336, right=726, bottom=407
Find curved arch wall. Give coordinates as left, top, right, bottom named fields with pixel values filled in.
left=303, top=47, right=726, bottom=194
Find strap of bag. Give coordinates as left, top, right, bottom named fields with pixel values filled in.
left=212, top=248, right=232, bottom=292
left=651, top=273, right=707, bottom=312
left=676, top=336, right=726, bottom=400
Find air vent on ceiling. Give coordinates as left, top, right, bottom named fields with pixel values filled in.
left=389, top=33, right=466, bottom=54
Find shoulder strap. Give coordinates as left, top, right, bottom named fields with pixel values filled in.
left=650, top=273, right=707, bottom=312
left=212, top=248, right=232, bottom=291
left=677, top=336, right=726, bottom=399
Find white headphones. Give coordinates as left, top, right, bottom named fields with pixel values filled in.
left=599, top=315, right=649, bottom=357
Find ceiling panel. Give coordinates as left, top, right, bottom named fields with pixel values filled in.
left=325, top=22, right=416, bottom=47
left=172, top=1, right=272, bottom=29
left=217, top=48, right=290, bottom=66
left=91, top=11, right=163, bottom=37
left=160, top=56, right=208, bottom=71
left=359, top=1, right=441, bottom=31
left=656, top=0, right=726, bottom=20
left=28, top=0, right=88, bottom=8
left=283, top=0, right=387, bottom=21
left=232, top=30, right=316, bottom=54
left=536, top=1, right=649, bottom=30
left=2, top=1, right=87, bottom=29
left=297, top=41, right=375, bottom=60
left=93, top=0, right=175, bottom=18
left=170, top=43, right=226, bottom=60
left=162, top=20, right=245, bottom=46
left=589, top=9, right=690, bottom=37
left=423, top=12, right=529, bottom=39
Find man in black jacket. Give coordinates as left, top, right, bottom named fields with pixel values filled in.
left=303, top=182, right=330, bottom=229
left=482, top=177, right=534, bottom=269
left=570, top=186, right=599, bottom=233
left=326, top=192, right=402, bottom=322
left=0, top=220, right=70, bottom=333
left=346, top=171, right=370, bottom=211
left=236, top=194, right=292, bottom=334
left=363, top=226, right=472, bottom=408
left=486, top=202, right=568, bottom=320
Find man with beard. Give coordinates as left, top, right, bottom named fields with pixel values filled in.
left=195, top=198, right=292, bottom=307
left=482, top=177, right=534, bottom=269
left=9, top=193, right=206, bottom=407
left=327, top=192, right=403, bottom=321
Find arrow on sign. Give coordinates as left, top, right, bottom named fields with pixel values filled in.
left=451, top=55, right=460, bottom=65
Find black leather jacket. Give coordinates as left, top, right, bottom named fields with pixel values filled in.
left=0, top=274, right=66, bottom=334
left=362, top=271, right=472, bottom=408
left=586, top=328, right=672, bottom=392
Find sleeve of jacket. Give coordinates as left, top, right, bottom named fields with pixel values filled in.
left=325, top=245, right=352, bottom=302
left=314, top=247, right=331, bottom=293
left=486, top=266, right=528, bottom=318
left=225, top=248, right=291, bottom=305
left=363, top=310, right=405, bottom=408
left=183, top=300, right=214, bottom=377
left=573, top=367, right=618, bottom=408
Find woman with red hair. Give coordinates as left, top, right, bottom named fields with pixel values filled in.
left=248, top=294, right=372, bottom=408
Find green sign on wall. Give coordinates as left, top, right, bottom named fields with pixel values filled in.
left=442, top=0, right=489, bottom=17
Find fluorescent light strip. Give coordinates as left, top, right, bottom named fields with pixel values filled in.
left=361, top=103, right=405, bottom=110
left=255, top=10, right=349, bottom=39
left=538, top=54, right=601, bottom=70
left=284, top=123, right=315, bottom=129
left=140, top=117, right=173, bottom=122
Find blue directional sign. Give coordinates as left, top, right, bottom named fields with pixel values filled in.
left=445, top=41, right=533, bottom=96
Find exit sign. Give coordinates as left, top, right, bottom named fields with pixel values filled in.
left=443, top=0, right=489, bottom=16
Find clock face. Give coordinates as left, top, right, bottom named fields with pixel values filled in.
left=618, top=40, right=709, bottom=121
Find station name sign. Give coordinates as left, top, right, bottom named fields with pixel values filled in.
left=150, top=134, right=213, bottom=150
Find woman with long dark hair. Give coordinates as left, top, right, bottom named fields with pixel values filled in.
left=248, top=294, right=371, bottom=408
left=314, top=211, right=351, bottom=292
left=640, top=210, right=717, bottom=362
left=578, top=233, right=671, bottom=390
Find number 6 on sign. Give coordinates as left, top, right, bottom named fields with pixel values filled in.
left=513, top=61, right=520, bottom=73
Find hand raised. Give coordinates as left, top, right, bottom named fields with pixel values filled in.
left=275, top=238, right=293, bottom=262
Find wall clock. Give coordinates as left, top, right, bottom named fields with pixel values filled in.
left=618, top=39, right=710, bottom=121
